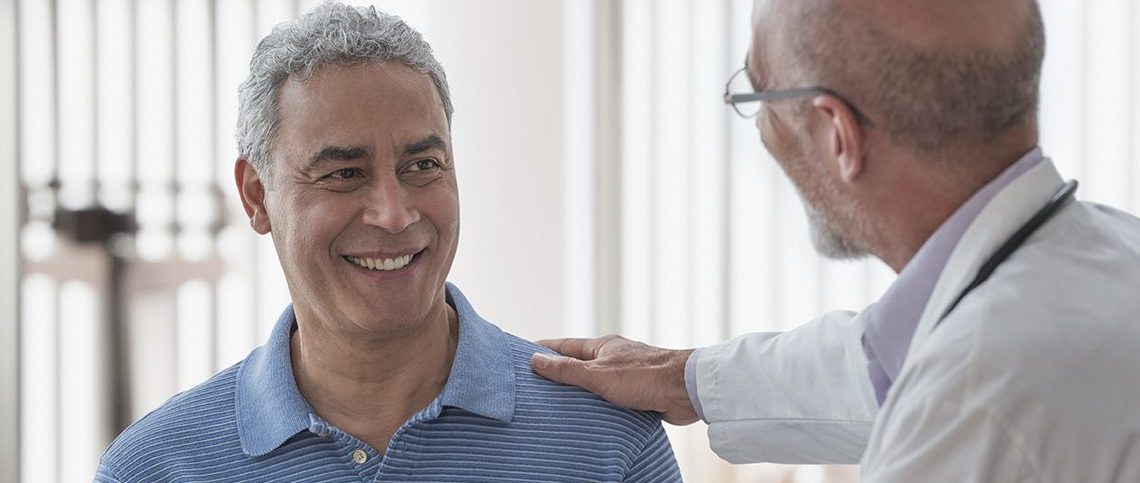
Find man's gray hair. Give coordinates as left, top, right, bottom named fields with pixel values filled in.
left=236, top=2, right=453, bottom=176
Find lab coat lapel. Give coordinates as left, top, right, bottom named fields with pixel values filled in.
left=904, top=160, right=1067, bottom=365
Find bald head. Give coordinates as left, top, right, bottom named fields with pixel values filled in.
left=752, top=0, right=1045, bottom=159
left=849, top=0, right=1033, bottom=50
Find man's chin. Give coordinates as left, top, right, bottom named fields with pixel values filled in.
left=810, top=233, right=870, bottom=261
left=806, top=207, right=869, bottom=260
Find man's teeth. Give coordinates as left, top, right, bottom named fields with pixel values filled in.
left=347, top=254, right=414, bottom=271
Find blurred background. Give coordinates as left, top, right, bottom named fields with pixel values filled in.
left=1, top=0, right=1139, bottom=481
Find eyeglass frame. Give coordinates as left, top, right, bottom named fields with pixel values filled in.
left=723, top=66, right=874, bottom=127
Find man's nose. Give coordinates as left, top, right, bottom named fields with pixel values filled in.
left=361, top=174, right=420, bottom=233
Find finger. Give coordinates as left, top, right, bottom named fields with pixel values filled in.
left=530, top=353, right=599, bottom=392
left=535, top=337, right=606, bottom=360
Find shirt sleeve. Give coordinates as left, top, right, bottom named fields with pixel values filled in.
left=623, top=424, right=682, bottom=482
left=683, top=348, right=706, bottom=421
left=695, top=310, right=879, bottom=464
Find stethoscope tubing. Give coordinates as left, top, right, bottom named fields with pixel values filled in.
left=936, top=179, right=1080, bottom=326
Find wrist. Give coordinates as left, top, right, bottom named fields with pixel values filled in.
left=664, top=349, right=698, bottom=424
left=682, top=347, right=706, bottom=422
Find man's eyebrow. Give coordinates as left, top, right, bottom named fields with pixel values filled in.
left=306, top=145, right=371, bottom=169
left=402, top=135, right=448, bottom=157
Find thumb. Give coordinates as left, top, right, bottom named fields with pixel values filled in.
left=531, top=353, right=592, bottom=389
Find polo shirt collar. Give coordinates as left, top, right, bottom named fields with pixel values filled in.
left=235, top=283, right=516, bottom=456
left=236, top=305, right=313, bottom=456
left=438, top=283, right=517, bottom=422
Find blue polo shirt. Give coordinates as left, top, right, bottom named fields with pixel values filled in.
left=96, top=284, right=681, bottom=482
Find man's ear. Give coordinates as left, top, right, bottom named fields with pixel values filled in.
left=813, top=96, right=867, bottom=183
left=234, top=159, right=272, bottom=234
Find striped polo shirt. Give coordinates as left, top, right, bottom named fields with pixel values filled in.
left=96, top=284, right=681, bottom=482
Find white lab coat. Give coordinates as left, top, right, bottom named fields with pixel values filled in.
left=694, top=159, right=1140, bottom=481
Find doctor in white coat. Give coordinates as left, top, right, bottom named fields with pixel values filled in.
left=532, top=0, right=1140, bottom=480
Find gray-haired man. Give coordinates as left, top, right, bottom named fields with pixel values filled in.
left=96, top=3, right=680, bottom=481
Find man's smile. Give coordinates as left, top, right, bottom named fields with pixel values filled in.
left=344, top=250, right=423, bottom=271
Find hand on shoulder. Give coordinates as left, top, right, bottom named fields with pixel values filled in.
left=531, top=335, right=699, bottom=426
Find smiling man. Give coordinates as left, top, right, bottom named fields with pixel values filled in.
left=95, top=3, right=679, bottom=482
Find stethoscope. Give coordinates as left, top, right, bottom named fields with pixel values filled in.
left=935, top=179, right=1079, bottom=326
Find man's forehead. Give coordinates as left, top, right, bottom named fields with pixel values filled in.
left=750, top=0, right=767, bottom=25
left=272, top=62, right=451, bottom=167
left=747, top=0, right=805, bottom=85
left=750, top=0, right=789, bottom=30
left=747, top=0, right=778, bottom=73
left=277, top=63, right=447, bottom=124
left=278, top=62, right=442, bottom=113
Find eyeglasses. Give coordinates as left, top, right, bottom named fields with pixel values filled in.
left=723, top=67, right=873, bottom=127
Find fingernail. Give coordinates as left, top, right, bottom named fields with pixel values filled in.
left=532, top=353, right=551, bottom=369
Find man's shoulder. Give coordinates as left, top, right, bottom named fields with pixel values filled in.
left=929, top=199, right=1140, bottom=361
left=905, top=201, right=1140, bottom=411
left=499, top=332, right=664, bottom=435
left=883, top=203, right=1140, bottom=476
left=100, top=363, right=244, bottom=476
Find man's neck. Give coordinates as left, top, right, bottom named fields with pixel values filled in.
left=289, top=302, right=459, bottom=454
left=867, top=143, right=1036, bottom=272
left=871, top=178, right=966, bottom=272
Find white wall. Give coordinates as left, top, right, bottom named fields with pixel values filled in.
left=1, top=0, right=21, bottom=479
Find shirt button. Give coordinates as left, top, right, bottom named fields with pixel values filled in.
left=352, top=449, right=368, bottom=464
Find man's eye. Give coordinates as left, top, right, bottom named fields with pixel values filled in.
left=328, top=168, right=359, bottom=179
left=409, top=159, right=440, bottom=172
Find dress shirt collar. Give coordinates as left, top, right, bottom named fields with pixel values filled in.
left=862, top=148, right=1045, bottom=386
left=236, top=282, right=516, bottom=456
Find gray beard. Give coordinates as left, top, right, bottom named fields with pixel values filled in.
left=803, top=198, right=869, bottom=260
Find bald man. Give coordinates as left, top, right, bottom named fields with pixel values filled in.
left=532, top=0, right=1140, bottom=480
